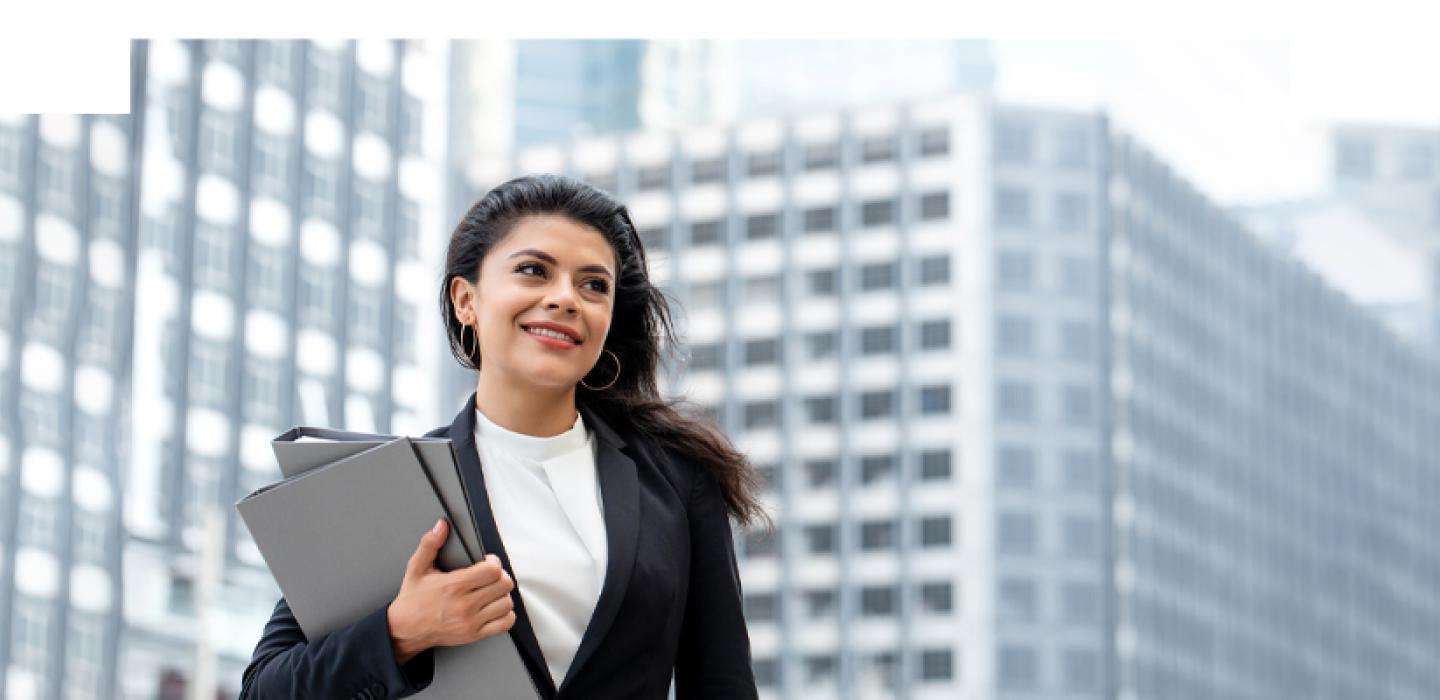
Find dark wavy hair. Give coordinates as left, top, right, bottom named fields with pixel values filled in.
left=440, top=174, right=767, bottom=528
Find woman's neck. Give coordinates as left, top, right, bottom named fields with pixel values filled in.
left=473, top=369, right=579, bottom=438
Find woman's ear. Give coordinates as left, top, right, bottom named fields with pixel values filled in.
left=450, top=276, right=477, bottom=325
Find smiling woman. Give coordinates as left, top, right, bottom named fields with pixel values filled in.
left=240, top=174, right=766, bottom=700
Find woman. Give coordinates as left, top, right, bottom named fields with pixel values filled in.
left=240, top=175, right=766, bottom=699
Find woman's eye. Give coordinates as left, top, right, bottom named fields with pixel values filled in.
left=516, top=262, right=545, bottom=277
left=585, top=279, right=610, bottom=294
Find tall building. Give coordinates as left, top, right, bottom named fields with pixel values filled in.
left=1238, top=124, right=1440, bottom=351
left=0, top=39, right=450, bottom=699
left=469, top=93, right=1440, bottom=699
left=513, top=40, right=647, bottom=148
left=0, top=108, right=137, bottom=700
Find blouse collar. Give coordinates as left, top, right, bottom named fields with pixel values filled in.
left=474, top=407, right=590, bottom=464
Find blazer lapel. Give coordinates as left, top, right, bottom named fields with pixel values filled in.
left=447, top=395, right=558, bottom=698
left=556, top=404, right=640, bottom=693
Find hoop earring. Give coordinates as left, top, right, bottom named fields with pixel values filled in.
left=461, top=323, right=478, bottom=365
left=580, top=349, right=621, bottom=391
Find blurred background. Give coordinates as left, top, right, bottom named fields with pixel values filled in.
left=0, top=38, right=1437, bottom=700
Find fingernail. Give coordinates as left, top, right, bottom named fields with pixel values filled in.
left=432, top=519, right=444, bottom=535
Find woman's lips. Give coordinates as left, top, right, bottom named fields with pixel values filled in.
left=525, top=328, right=581, bottom=350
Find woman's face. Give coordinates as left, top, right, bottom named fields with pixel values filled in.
left=451, top=214, right=618, bottom=391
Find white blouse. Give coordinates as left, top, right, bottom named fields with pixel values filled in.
left=472, top=408, right=608, bottom=689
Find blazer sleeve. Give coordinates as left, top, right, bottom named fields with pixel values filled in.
left=238, top=597, right=436, bottom=700
left=673, top=468, right=759, bottom=698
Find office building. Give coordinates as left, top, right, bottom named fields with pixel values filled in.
left=470, top=94, right=1440, bottom=699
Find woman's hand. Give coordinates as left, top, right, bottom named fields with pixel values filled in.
left=386, top=519, right=517, bottom=665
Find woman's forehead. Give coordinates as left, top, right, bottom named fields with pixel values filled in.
left=493, top=214, right=617, bottom=267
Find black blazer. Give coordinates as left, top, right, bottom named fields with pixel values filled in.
left=239, top=393, right=758, bottom=699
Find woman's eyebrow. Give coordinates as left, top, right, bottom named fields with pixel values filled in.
left=508, top=248, right=614, bottom=278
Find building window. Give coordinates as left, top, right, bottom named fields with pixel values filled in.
left=859, top=325, right=896, bottom=355
left=1064, top=516, right=1098, bottom=557
left=91, top=175, right=127, bottom=238
left=688, top=343, right=723, bottom=371
left=859, top=261, right=896, bottom=291
left=918, top=385, right=951, bottom=415
left=349, top=286, right=384, bottom=348
left=918, top=515, right=951, bottom=547
left=744, top=592, right=780, bottom=621
left=307, top=47, right=344, bottom=110
left=1056, top=191, right=1090, bottom=231
left=194, top=222, right=232, bottom=289
left=189, top=338, right=229, bottom=408
left=996, top=251, right=1034, bottom=293
left=690, top=157, right=726, bottom=184
left=803, top=142, right=839, bottom=170
left=253, top=131, right=291, bottom=197
left=743, top=400, right=778, bottom=430
left=397, top=198, right=420, bottom=260
left=689, top=280, right=724, bottom=309
left=1063, top=581, right=1100, bottom=623
left=998, top=512, right=1037, bottom=556
left=1060, top=256, right=1094, bottom=295
left=18, top=497, right=58, bottom=549
left=861, top=585, right=897, bottom=616
left=400, top=95, right=423, bottom=156
left=1063, top=450, right=1097, bottom=491
left=1336, top=137, right=1375, bottom=179
left=919, top=191, right=950, bottom=221
left=37, top=145, right=76, bottom=213
left=805, top=524, right=837, bottom=554
left=859, top=519, right=896, bottom=551
left=918, top=255, right=950, bottom=286
left=1055, top=126, right=1091, bottom=169
left=805, top=268, right=836, bottom=296
left=918, top=449, right=951, bottom=481
left=999, top=577, right=1037, bottom=621
left=742, top=274, right=779, bottom=304
left=917, top=127, right=950, bottom=158
left=73, top=511, right=109, bottom=564
left=998, top=645, right=1038, bottom=690
left=997, top=446, right=1036, bottom=490
left=860, top=135, right=896, bottom=164
left=803, top=205, right=837, bottom=233
left=805, top=654, right=838, bottom=685
left=689, top=219, right=723, bottom=247
left=1060, top=320, right=1094, bottom=362
left=303, top=158, right=341, bottom=220
left=918, top=319, right=951, bottom=351
left=12, top=597, right=51, bottom=671
left=918, top=648, right=954, bottom=682
left=257, top=41, right=294, bottom=86
left=637, top=226, right=669, bottom=252
left=1062, top=385, right=1094, bottom=426
left=804, top=588, right=837, bottom=618
left=168, top=574, right=195, bottom=616
left=1399, top=141, right=1435, bottom=180
left=996, top=315, right=1035, bottom=357
left=804, top=395, right=836, bottom=424
left=918, top=581, right=953, bottom=614
left=805, top=459, right=837, bottom=488
left=753, top=657, right=780, bottom=688
left=859, top=453, right=895, bottom=485
left=804, top=331, right=837, bottom=360
left=743, top=338, right=779, bottom=366
left=746, top=150, right=781, bottom=177
left=742, top=528, right=777, bottom=558
left=299, top=265, right=334, bottom=326
left=997, top=380, right=1036, bottom=423
left=34, top=261, right=73, bottom=330
left=636, top=164, right=671, bottom=191
left=199, top=109, right=238, bottom=176
left=994, top=121, right=1033, bottom=165
left=352, top=180, right=387, bottom=240
left=859, top=390, right=895, bottom=419
left=0, top=123, right=22, bottom=187
left=392, top=308, right=417, bottom=365
left=745, top=212, right=779, bottom=241
left=244, top=357, right=284, bottom=423
left=356, top=73, right=390, bottom=135
left=860, top=198, right=896, bottom=228
left=1064, top=649, right=1100, bottom=691
left=994, top=186, right=1032, bottom=228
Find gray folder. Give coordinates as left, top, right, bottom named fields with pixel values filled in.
left=270, top=428, right=485, bottom=564
left=238, top=435, right=538, bottom=699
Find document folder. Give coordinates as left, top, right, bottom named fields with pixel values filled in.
left=237, top=433, right=538, bottom=699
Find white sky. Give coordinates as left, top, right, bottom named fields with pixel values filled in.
left=993, top=40, right=1440, bottom=206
